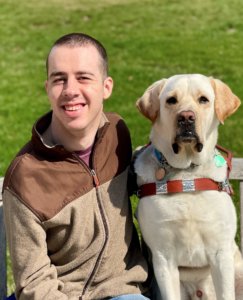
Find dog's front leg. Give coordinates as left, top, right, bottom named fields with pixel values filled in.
left=153, top=252, right=181, bottom=300
left=209, top=250, right=235, bottom=300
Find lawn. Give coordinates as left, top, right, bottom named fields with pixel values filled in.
left=1, top=0, right=243, bottom=295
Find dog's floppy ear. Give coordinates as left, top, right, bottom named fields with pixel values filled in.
left=211, top=78, right=241, bottom=124
left=136, top=79, right=167, bottom=122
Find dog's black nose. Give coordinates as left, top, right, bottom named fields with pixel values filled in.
left=178, top=110, right=195, bottom=125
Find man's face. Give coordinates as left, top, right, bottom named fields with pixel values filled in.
left=45, top=44, right=113, bottom=137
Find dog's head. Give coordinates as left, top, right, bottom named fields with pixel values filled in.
left=136, top=74, right=241, bottom=168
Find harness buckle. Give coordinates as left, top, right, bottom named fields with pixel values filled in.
left=156, top=182, right=168, bottom=194
left=218, top=179, right=233, bottom=195
left=182, top=180, right=195, bottom=192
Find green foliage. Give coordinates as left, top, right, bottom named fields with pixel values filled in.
left=1, top=0, right=243, bottom=295
left=1, top=0, right=243, bottom=175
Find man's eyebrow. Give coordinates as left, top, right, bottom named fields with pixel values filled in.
left=76, top=71, right=95, bottom=76
left=49, top=71, right=66, bottom=78
left=49, top=71, right=95, bottom=78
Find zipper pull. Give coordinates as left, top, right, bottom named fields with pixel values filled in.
left=91, top=169, right=100, bottom=187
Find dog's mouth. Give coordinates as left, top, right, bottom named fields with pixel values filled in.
left=172, top=136, right=203, bottom=154
left=172, top=111, right=203, bottom=154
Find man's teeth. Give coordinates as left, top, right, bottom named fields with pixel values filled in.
left=64, top=104, right=83, bottom=111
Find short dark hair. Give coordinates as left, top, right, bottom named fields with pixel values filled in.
left=46, top=33, right=109, bottom=77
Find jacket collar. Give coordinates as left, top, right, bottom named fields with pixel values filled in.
left=31, top=111, right=110, bottom=160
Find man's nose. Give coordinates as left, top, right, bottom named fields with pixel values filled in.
left=63, top=79, right=80, bottom=98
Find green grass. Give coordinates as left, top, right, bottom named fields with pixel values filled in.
left=1, top=0, right=243, bottom=295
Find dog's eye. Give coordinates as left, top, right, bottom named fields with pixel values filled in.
left=166, top=97, right=177, bottom=105
left=199, top=96, right=209, bottom=104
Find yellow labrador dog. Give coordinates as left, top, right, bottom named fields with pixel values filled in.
left=134, top=74, right=243, bottom=299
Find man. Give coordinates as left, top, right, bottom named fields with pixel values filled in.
left=2, top=33, right=149, bottom=300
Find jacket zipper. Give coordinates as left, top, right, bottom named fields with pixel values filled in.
left=76, top=124, right=110, bottom=300
left=90, top=169, right=100, bottom=186
left=79, top=168, right=109, bottom=300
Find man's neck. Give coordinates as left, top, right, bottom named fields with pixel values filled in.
left=42, top=121, right=98, bottom=152
left=53, top=124, right=98, bottom=151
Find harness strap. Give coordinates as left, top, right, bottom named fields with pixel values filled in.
left=138, top=178, right=231, bottom=198
left=216, top=144, right=232, bottom=177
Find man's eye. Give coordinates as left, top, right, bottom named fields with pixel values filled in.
left=53, top=78, right=65, bottom=84
left=78, top=76, right=91, bottom=81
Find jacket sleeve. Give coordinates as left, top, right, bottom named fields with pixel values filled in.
left=3, top=189, right=69, bottom=300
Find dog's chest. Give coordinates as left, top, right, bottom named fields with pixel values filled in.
left=135, top=145, right=236, bottom=265
left=137, top=192, right=222, bottom=234
left=137, top=192, right=236, bottom=266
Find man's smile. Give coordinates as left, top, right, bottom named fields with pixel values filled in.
left=63, top=103, right=86, bottom=111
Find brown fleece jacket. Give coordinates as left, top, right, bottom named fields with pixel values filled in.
left=3, top=111, right=148, bottom=300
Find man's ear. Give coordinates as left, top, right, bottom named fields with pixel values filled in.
left=136, top=79, right=167, bottom=122
left=103, top=76, right=114, bottom=100
left=45, top=80, right=48, bottom=93
left=210, top=78, right=241, bottom=124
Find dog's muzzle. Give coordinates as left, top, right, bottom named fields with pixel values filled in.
left=172, top=110, right=203, bottom=154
